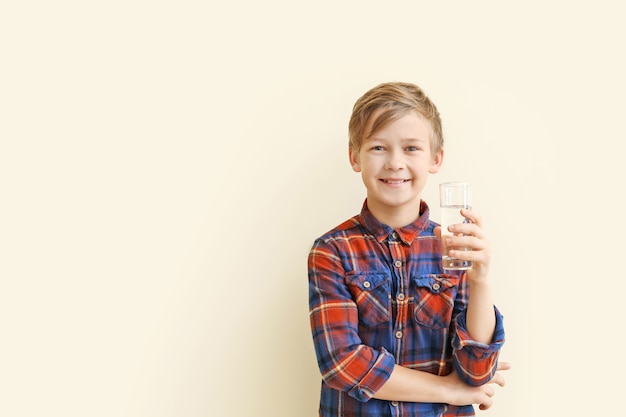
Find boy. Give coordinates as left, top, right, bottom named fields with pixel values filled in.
left=307, top=82, right=508, bottom=416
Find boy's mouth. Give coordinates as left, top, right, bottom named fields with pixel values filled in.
left=381, top=179, right=411, bottom=184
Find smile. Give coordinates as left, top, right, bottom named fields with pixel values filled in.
left=381, top=179, right=411, bottom=184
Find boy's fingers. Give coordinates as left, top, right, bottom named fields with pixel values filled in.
left=478, top=397, right=493, bottom=410
left=461, top=208, right=482, bottom=226
left=497, top=361, right=512, bottom=371
left=490, top=372, right=506, bottom=387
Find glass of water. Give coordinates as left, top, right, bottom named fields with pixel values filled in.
left=439, top=182, right=472, bottom=270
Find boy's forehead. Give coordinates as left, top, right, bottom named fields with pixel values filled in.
left=366, top=107, right=428, bottom=125
left=364, top=108, right=433, bottom=139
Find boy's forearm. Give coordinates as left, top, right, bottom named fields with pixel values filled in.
left=465, top=280, right=496, bottom=344
left=372, top=365, right=448, bottom=403
left=373, top=360, right=503, bottom=407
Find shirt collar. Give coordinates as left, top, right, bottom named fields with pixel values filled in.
left=358, top=199, right=432, bottom=245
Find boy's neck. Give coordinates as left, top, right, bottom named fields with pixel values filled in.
left=367, top=198, right=423, bottom=229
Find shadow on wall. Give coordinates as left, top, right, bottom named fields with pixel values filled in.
left=237, top=253, right=321, bottom=417
left=223, top=106, right=361, bottom=415
left=251, top=149, right=353, bottom=417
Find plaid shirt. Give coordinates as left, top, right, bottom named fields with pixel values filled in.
left=308, top=200, right=505, bottom=417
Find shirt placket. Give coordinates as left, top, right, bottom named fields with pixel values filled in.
left=388, top=231, right=410, bottom=416
left=388, top=232, right=409, bottom=364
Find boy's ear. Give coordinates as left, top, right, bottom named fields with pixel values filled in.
left=349, top=148, right=361, bottom=172
left=428, top=148, right=444, bottom=174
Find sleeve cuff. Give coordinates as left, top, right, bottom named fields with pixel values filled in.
left=453, top=306, right=505, bottom=356
left=347, top=347, right=396, bottom=402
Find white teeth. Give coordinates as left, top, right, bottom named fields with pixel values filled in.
left=383, top=179, right=409, bottom=184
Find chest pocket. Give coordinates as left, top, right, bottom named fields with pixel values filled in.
left=345, top=272, right=391, bottom=327
left=412, top=274, right=458, bottom=330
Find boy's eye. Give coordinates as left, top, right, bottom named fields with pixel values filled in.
left=371, top=145, right=385, bottom=151
left=406, top=146, right=419, bottom=151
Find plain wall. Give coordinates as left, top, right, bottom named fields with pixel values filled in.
left=2, top=1, right=625, bottom=416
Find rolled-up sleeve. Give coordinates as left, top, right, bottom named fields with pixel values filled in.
left=451, top=306, right=505, bottom=386
left=308, top=239, right=395, bottom=401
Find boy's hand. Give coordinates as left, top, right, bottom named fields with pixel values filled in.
left=443, top=208, right=491, bottom=284
left=443, top=361, right=511, bottom=410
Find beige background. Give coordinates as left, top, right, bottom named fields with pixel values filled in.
left=2, top=1, right=625, bottom=416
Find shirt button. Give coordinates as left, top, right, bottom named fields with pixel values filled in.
left=392, top=232, right=398, bottom=239
left=397, top=293, right=405, bottom=301
left=394, top=260, right=402, bottom=268
left=395, top=331, right=403, bottom=339
left=391, top=401, right=399, bottom=407
left=432, top=283, right=441, bottom=291
left=363, top=281, right=371, bottom=288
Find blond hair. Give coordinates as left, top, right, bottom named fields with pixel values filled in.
left=348, top=82, right=443, bottom=154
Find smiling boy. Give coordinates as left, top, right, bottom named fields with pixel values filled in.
left=308, top=82, right=508, bottom=416
left=349, top=106, right=440, bottom=229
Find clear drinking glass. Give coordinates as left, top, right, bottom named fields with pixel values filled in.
left=439, top=182, right=473, bottom=270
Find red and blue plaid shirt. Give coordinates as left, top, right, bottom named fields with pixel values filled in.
left=308, top=200, right=505, bottom=416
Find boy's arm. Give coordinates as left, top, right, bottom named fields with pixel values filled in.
left=443, top=209, right=506, bottom=386
left=465, top=279, right=496, bottom=343
left=373, top=362, right=510, bottom=410
left=444, top=208, right=496, bottom=344
left=308, top=239, right=396, bottom=401
left=453, top=208, right=498, bottom=345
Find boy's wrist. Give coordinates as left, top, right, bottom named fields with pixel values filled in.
left=466, top=269, right=491, bottom=286
left=438, top=372, right=459, bottom=405
left=467, top=276, right=491, bottom=288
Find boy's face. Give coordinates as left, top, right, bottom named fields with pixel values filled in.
left=349, top=109, right=443, bottom=218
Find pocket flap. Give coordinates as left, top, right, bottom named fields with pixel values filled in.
left=412, top=274, right=458, bottom=294
left=345, top=272, right=389, bottom=291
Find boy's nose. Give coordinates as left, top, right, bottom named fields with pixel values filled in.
left=385, top=152, right=405, bottom=170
